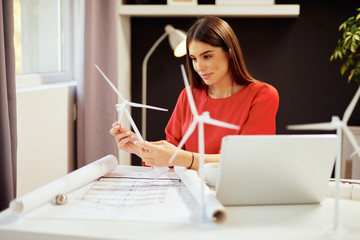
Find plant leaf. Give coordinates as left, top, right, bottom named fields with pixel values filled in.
left=351, top=25, right=357, bottom=33
left=339, top=22, right=347, bottom=31
left=340, top=63, right=348, bottom=75
left=345, top=35, right=352, bottom=45
left=351, top=43, right=357, bottom=52
left=339, top=50, right=343, bottom=59
left=348, top=69, right=355, bottom=82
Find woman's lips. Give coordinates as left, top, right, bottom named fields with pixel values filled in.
left=201, top=73, right=212, bottom=80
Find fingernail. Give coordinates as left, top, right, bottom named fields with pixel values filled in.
left=134, top=141, right=138, bottom=145
left=126, top=131, right=131, bottom=135
left=131, top=135, right=135, bottom=139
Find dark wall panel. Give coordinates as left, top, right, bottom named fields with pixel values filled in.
left=130, top=0, right=360, bottom=165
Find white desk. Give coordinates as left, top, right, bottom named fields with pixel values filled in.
left=1, top=164, right=360, bottom=240
left=1, top=198, right=360, bottom=240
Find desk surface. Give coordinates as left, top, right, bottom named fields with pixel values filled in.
left=1, top=198, right=360, bottom=240
left=1, top=165, right=360, bottom=240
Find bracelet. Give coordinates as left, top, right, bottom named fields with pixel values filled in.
left=188, top=152, right=194, bottom=169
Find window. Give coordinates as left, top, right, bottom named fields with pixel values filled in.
left=14, top=0, right=73, bottom=88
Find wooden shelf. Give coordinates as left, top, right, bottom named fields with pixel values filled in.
left=118, top=4, right=300, bottom=18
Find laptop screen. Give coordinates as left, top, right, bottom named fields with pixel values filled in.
left=216, top=134, right=337, bottom=206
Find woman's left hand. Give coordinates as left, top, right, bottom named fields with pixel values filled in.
left=135, top=140, right=178, bottom=167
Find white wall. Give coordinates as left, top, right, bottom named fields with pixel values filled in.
left=16, top=82, right=76, bottom=197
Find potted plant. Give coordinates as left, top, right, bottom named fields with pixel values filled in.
left=331, top=8, right=360, bottom=85
left=330, top=8, right=360, bottom=180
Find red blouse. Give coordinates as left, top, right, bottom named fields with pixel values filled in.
left=165, top=81, right=279, bottom=154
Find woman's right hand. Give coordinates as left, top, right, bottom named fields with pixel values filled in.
left=109, top=121, right=141, bottom=156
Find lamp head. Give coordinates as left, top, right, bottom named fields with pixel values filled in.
left=165, top=25, right=186, bottom=57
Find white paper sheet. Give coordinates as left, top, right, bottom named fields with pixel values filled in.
left=28, top=167, right=199, bottom=223
left=19, top=165, right=226, bottom=224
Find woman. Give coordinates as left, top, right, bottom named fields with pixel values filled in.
left=110, top=16, right=279, bottom=170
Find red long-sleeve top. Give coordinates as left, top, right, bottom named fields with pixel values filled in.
left=165, top=81, right=279, bottom=154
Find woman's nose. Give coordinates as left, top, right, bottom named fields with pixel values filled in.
left=194, top=60, right=205, bottom=72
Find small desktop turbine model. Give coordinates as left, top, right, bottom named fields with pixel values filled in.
left=169, top=64, right=240, bottom=220
left=95, top=64, right=169, bottom=177
left=287, top=86, right=360, bottom=231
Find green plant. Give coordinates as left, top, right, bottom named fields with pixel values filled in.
left=331, top=8, right=360, bottom=85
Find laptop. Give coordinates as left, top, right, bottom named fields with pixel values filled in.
left=216, top=134, right=337, bottom=206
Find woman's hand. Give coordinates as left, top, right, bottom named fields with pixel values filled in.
left=135, top=140, right=180, bottom=167
left=109, top=121, right=141, bottom=156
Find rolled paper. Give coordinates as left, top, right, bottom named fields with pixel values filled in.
left=10, top=155, right=118, bottom=213
left=174, top=166, right=227, bottom=224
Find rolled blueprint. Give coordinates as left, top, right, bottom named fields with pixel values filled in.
left=174, top=166, right=227, bottom=224
left=10, top=155, right=118, bottom=213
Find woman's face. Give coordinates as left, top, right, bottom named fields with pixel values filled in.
left=188, top=40, right=232, bottom=86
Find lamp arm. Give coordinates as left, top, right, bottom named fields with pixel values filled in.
left=141, top=31, right=169, bottom=140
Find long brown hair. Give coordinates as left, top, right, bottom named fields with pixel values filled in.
left=186, top=17, right=256, bottom=88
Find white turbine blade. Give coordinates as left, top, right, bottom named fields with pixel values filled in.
left=128, top=101, right=168, bottom=112
left=180, top=64, right=199, bottom=116
left=124, top=108, right=144, bottom=142
left=95, top=64, right=125, bottom=102
left=202, top=117, right=240, bottom=130
left=343, top=86, right=360, bottom=124
left=287, top=122, right=335, bottom=131
left=118, top=108, right=125, bottom=122
left=343, top=125, right=360, bottom=160
left=350, top=148, right=360, bottom=160
left=168, top=120, right=198, bottom=164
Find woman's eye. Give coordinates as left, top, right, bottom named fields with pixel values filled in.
left=191, top=58, right=197, bottom=62
left=204, top=55, right=212, bottom=59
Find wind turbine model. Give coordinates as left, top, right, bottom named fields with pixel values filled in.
left=169, top=65, right=240, bottom=220
left=287, top=86, right=360, bottom=231
left=95, top=64, right=169, bottom=177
